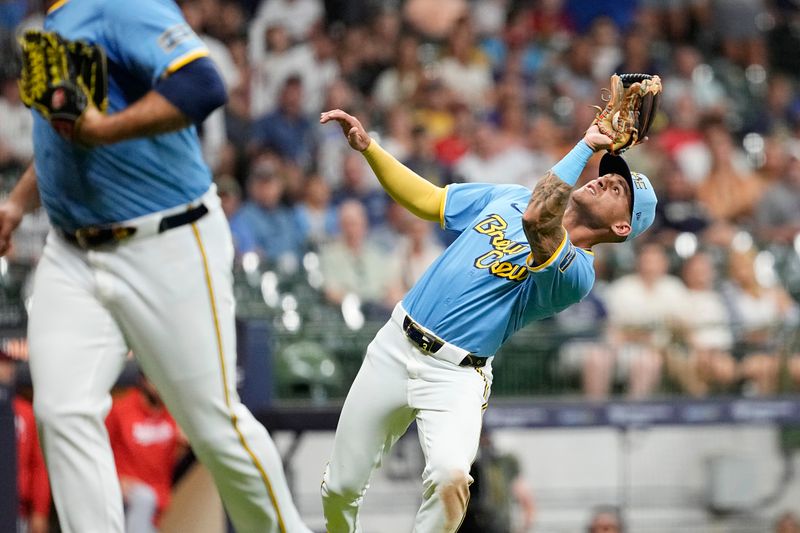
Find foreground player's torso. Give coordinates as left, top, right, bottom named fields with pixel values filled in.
left=34, top=0, right=211, bottom=231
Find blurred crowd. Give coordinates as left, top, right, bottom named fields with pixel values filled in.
left=2, top=0, right=800, bottom=399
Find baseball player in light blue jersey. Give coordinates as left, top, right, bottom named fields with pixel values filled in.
left=0, top=1, right=311, bottom=532
left=318, top=109, right=657, bottom=532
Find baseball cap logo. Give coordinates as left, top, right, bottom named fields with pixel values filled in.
left=636, top=211, right=642, bottom=221
left=631, top=172, right=647, bottom=190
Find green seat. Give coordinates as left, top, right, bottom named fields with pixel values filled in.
left=276, top=340, right=343, bottom=402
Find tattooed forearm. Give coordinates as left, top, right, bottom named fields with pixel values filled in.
left=522, top=170, right=573, bottom=267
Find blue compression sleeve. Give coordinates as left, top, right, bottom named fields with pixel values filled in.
left=550, top=140, right=594, bottom=186
left=154, top=57, right=227, bottom=124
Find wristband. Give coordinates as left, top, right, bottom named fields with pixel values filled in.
left=551, top=140, right=594, bottom=186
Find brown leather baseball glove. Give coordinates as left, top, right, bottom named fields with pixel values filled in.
left=592, top=73, right=662, bottom=155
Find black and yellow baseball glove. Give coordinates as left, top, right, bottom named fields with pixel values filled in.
left=592, top=73, right=662, bottom=155
left=18, top=29, right=107, bottom=141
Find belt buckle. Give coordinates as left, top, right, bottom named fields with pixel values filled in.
left=73, top=225, right=135, bottom=248
left=111, top=226, right=136, bottom=242
left=418, top=334, right=431, bottom=352
left=74, top=227, right=100, bottom=249
left=406, top=321, right=432, bottom=353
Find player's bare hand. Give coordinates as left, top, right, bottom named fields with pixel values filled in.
left=320, top=109, right=371, bottom=152
left=583, top=124, right=614, bottom=152
left=0, top=200, right=23, bottom=256
left=73, top=104, right=104, bottom=146
left=28, top=513, right=48, bottom=533
left=119, top=476, right=134, bottom=499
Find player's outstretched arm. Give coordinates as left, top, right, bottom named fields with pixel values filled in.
left=523, top=125, right=611, bottom=267
left=0, top=163, right=40, bottom=256
left=320, top=109, right=444, bottom=222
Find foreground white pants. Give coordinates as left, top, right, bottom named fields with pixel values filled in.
left=321, top=304, right=493, bottom=532
left=28, top=192, right=309, bottom=533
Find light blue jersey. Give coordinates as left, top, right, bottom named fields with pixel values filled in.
left=403, top=183, right=596, bottom=356
left=34, top=0, right=212, bottom=232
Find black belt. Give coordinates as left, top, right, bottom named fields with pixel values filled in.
left=402, top=315, right=488, bottom=368
left=59, top=203, right=209, bottom=249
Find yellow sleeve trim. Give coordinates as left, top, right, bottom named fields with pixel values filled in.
left=439, top=185, right=450, bottom=229
left=47, top=0, right=69, bottom=14
left=361, top=140, right=444, bottom=222
left=165, top=48, right=210, bottom=75
left=527, top=230, right=568, bottom=272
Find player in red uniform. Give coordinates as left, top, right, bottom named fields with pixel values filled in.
left=106, top=376, right=186, bottom=532
left=14, top=396, right=51, bottom=533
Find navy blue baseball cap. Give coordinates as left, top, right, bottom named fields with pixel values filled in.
left=599, top=153, right=657, bottom=241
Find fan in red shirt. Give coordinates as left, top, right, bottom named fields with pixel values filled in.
left=106, top=375, right=185, bottom=532
left=15, top=396, right=51, bottom=533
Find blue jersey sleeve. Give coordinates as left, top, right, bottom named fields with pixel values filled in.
left=103, top=0, right=208, bottom=84
left=528, top=235, right=595, bottom=310
left=442, top=183, right=500, bottom=233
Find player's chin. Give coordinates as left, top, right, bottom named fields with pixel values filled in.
left=572, top=187, right=594, bottom=205
left=570, top=192, right=604, bottom=221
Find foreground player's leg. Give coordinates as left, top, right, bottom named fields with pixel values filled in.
left=322, top=320, right=416, bottom=533
left=107, top=205, right=309, bottom=533
left=28, top=236, right=129, bottom=533
left=411, top=360, right=490, bottom=533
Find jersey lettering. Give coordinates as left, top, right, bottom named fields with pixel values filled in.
left=631, top=172, right=648, bottom=189
left=132, top=420, right=175, bottom=446
left=472, top=214, right=529, bottom=282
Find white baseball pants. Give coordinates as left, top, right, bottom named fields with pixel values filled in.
left=321, top=304, right=492, bottom=532
left=27, top=188, right=310, bottom=533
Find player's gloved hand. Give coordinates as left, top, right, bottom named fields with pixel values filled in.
left=582, top=124, right=615, bottom=152
left=0, top=200, right=24, bottom=257
left=591, top=73, right=661, bottom=155
left=18, top=29, right=108, bottom=143
left=320, top=109, right=372, bottom=151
